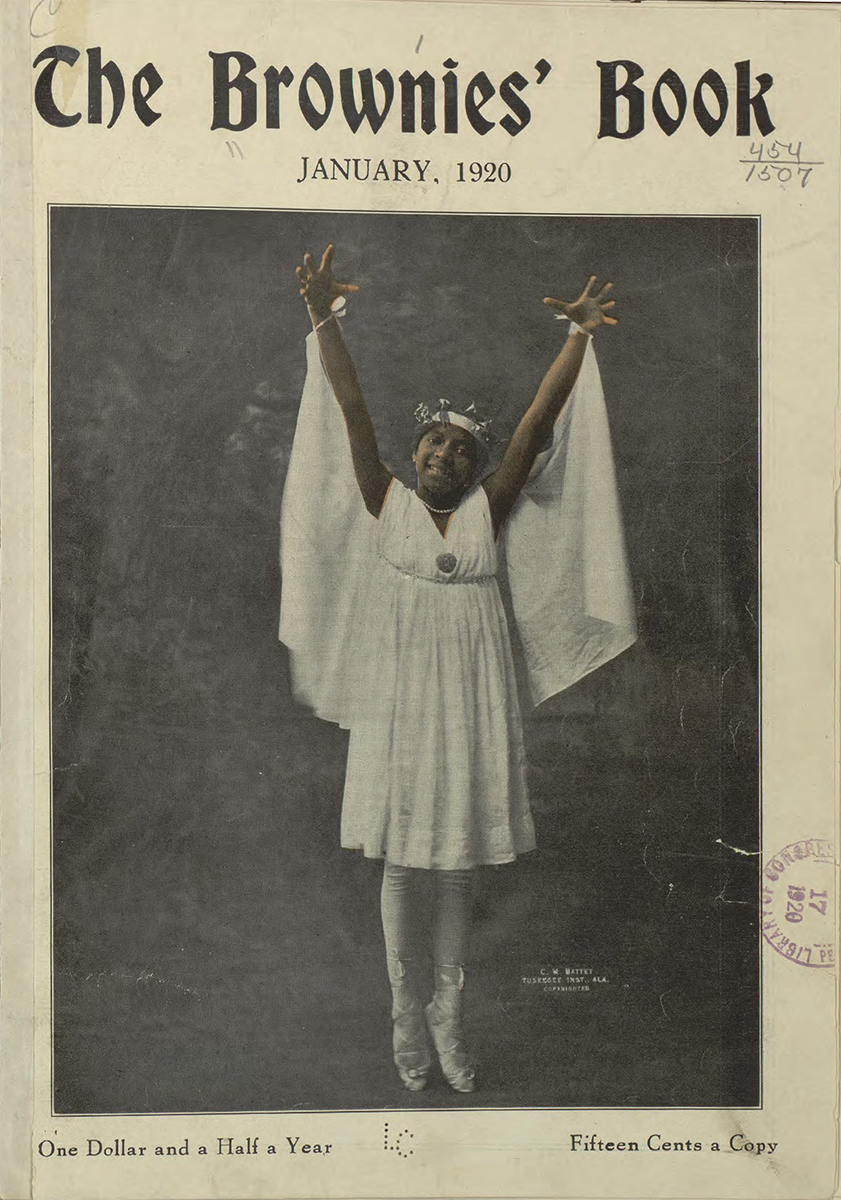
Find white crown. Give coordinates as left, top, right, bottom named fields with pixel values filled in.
left=413, top=399, right=492, bottom=442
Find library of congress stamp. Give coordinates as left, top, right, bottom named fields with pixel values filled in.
left=761, top=840, right=834, bottom=968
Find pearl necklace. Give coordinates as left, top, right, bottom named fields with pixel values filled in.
left=417, top=493, right=460, bottom=515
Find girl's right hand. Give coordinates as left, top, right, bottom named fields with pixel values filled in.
left=295, top=244, right=360, bottom=322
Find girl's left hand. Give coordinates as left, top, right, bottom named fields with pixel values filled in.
left=296, top=243, right=360, bottom=322
left=542, top=276, right=617, bottom=333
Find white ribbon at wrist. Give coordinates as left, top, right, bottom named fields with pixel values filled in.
left=313, top=295, right=348, bottom=331
left=554, top=313, right=592, bottom=340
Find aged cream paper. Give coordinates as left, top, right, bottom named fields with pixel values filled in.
left=1, top=0, right=839, bottom=1197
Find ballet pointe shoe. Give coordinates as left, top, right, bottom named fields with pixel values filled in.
left=425, top=965, right=476, bottom=1094
left=386, top=957, right=432, bottom=1092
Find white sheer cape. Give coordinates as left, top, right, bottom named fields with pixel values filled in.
left=279, top=331, right=636, bottom=726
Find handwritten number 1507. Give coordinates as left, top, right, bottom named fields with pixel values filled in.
left=742, top=139, right=822, bottom=188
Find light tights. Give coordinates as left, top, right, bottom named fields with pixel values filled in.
left=380, top=860, right=473, bottom=969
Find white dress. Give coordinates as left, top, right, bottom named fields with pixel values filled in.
left=279, top=329, right=637, bottom=871
left=340, top=479, right=535, bottom=870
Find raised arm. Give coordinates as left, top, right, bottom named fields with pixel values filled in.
left=482, top=276, right=617, bottom=533
left=296, top=244, right=393, bottom=517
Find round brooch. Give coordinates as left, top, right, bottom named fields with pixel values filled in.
left=436, top=553, right=457, bottom=575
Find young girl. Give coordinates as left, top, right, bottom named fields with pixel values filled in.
left=280, top=244, right=634, bottom=1095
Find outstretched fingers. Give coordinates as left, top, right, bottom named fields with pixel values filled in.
left=295, top=244, right=361, bottom=307
left=311, top=244, right=361, bottom=291
left=599, top=297, right=618, bottom=324
left=296, top=255, right=315, bottom=288
left=542, top=296, right=570, bottom=310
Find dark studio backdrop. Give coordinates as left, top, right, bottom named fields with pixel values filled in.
left=50, top=209, right=759, bottom=1114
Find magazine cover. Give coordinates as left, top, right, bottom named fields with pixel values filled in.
left=1, top=1, right=838, bottom=1197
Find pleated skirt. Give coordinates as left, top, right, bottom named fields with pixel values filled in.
left=340, top=561, right=535, bottom=871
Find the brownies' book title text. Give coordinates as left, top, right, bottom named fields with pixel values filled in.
left=31, top=48, right=775, bottom=139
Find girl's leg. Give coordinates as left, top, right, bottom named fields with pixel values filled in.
left=426, top=869, right=476, bottom=1094
left=431, top=868, right=473, bottom=967
left=380, top=861, right=431, bottom=1091
left=380, top=860, right=423, bottom=962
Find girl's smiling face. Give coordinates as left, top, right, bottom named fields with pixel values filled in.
left=413, top=424, right=478, bottom=504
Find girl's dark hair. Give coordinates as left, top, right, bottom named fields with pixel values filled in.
left=412, top=422, right=491, bottom=480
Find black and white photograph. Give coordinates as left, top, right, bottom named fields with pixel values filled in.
left=3, top=4, right=839, bottom=1195
left=49, top=209, right=760, bottom=1115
